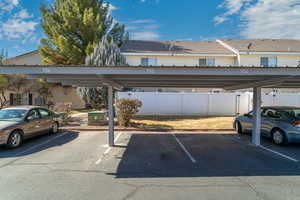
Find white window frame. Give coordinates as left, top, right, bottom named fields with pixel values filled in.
left=199, top=58, right=216, bottom=67
left=141, top=57, right=159, bottom=66
left=260, top=56, right=278, bottom=67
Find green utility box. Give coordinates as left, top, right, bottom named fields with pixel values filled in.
left=88, top=111, right=107, bottom=126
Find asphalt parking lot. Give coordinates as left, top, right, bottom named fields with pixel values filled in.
left=1, top=131, right=300, bottom=200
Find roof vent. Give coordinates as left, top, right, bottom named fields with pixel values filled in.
left=247, top=43, right=252, bottom=50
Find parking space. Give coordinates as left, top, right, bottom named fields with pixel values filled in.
left=2, top=130, right=300, bottom=199
left=104, top=132, right=300, bottom=179
left=235, top=133, right=300, bottom=162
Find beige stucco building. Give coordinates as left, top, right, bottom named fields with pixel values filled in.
left=5, top=51, right=85, bottom=109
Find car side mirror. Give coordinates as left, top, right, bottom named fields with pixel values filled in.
left=25, top=116, right=33, bottom=121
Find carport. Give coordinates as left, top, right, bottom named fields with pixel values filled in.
left=1, top=65, right=300, bottom=147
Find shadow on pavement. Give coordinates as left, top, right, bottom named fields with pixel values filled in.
left=0, top=131, right=79, bottom=158
left=108, top=133, right=300, bottom=178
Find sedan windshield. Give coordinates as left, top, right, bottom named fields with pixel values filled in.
left=284, top=109, right=300, bottom=119
left=0, top=109, right=27, bottom=121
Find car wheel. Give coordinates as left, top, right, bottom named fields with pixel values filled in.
left=235, top=121, right=244, bottom=134
left=7, top=130, right=23, bottom=148
left=51, top=122, right=59, bottom=134
left=272, top=129, right=286, bottom=145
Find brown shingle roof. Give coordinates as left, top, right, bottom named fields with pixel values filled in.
left=220, top=39, right=300, bottom=52
left=121, top=40, right=234, bottom=54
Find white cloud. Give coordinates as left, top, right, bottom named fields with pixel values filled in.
left=1, top=19, right=38, bottom=39
left=0, top=8, right=38, bottom=39
left=16, top=9, right=33, bottom=19
left=125, top=19, right=161, bottom=40
left=0, top=0, right=19, bottom=11
left=129, top=19, right=155, bottom=24
left=215, top=0, right=300, bottom=39
left=240, top=0, right=300, bottom=39
left=132, top=31, right=159, bottom=40
left=176, top=38, right=193, bottom=41
left=214, top=0, right=252, bottom=24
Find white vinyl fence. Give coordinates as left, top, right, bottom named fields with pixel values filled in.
left=117, top=92, right=300, bottom=116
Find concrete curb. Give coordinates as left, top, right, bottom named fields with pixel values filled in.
left=60, top=127, right=235, bottom=132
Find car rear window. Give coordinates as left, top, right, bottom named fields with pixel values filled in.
left=0, top=109, right=27, bottom=121
left=285, top=109, right=300, bottom=119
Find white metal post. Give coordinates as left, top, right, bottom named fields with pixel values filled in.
left=252, top=87, right=261, bottom=146
left=108, top=86, right=115, bottom=147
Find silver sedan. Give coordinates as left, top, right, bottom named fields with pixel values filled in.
left=234, top=106, right=300, bottom=145
left=0, top=106, right=59, bottom=148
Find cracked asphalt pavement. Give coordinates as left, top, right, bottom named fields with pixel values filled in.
left=1, top=131, right=300, bottom=200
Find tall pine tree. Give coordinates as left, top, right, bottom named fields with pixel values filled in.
left=77, top=37, right=127, bottom=109
left=39, top=0, right=127, bottom=65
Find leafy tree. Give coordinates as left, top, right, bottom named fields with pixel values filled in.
left=0, top=49, right=8, bottom=65
left=77, top=37, right=127, bottom=109
left=7, top=75, right=36, bottom=94
left=36, top=79, right=56, bottom=104
left=0, top=75, right=9, bottom=108
left=39, top=0, right=127, bottom=65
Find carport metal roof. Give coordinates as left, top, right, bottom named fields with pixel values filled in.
left=2, top=65, right=300, bottom=147
left=1, top=65, right=300, bottom=90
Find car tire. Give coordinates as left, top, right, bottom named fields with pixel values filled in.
left=7, top=130, right=23, bottom=148
left=271, top=129, right=287, bottom=145
left=235, top=121, right=244, bottom=134
left=51, top=122, right=59, bottom=134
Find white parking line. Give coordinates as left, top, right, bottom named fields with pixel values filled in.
left=259, top=145, right=299, bottom=162
left=95, top=132, right=122, bottom=165
left=15, top=132, right=70, bottom=157
left=172, top=133, right=197, bottom=163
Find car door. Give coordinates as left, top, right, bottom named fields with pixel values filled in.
left=261, top=108, right=281, bottom=137
left=241, top=111, right=254, bottom=132
left=22, top=109, right=43, bottom=137
left=37, top=108, right=53, bottom=133
left=242, top=109, right=265, bottom=133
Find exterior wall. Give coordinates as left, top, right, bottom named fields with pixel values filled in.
left=240, top=54, right=300, bottom=67
left=49, top=86, right=85, bottom=109
left=125, top=55, right=236, bottom=66
left=6, top=53, right=43, bottom=65
left=6, top=52, right=85, bottom=109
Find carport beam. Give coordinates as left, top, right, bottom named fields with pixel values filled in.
left=252, top=87, right=261, bottom=146
left=108, top=86, right=115, bottom=147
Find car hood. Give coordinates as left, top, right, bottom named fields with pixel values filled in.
left=0, top=121, right=20, bottom=130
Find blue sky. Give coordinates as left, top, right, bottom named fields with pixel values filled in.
left=1, top=0, right=300, bottom=57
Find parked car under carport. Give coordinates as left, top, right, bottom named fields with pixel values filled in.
left=234, top=106, right=300, bottom=145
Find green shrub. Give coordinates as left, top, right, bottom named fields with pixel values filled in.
left=116, top=98, right=142, bottom=127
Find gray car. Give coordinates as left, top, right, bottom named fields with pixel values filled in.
left=234, top=106, right=300, bottom=145
left=0, top=106, right=59, bottom=148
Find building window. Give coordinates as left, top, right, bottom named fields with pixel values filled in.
left=199, top=58, right=216, bottom=66
left=141, top=58, right=158, bottom=66
left=9, top=93, right=32, bottom=106
left=260, top=57, right=277, bottom=67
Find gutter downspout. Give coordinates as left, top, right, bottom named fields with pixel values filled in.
left=217, top=39, right=241, bottom=66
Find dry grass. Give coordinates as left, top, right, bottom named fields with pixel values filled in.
left=131, top=116, right=234, bottom=130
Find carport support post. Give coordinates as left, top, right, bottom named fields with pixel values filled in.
left=108, top=85, right=115, bottom=147
left=252, top=87, right=261, bottom=146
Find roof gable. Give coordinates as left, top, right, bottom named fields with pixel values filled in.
left=121, top=40, right=234, bottom=55
left=220, top=39, right=300, bottom=52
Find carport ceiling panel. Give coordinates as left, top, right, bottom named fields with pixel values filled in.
left=2, top=65, right=300, bottom=89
